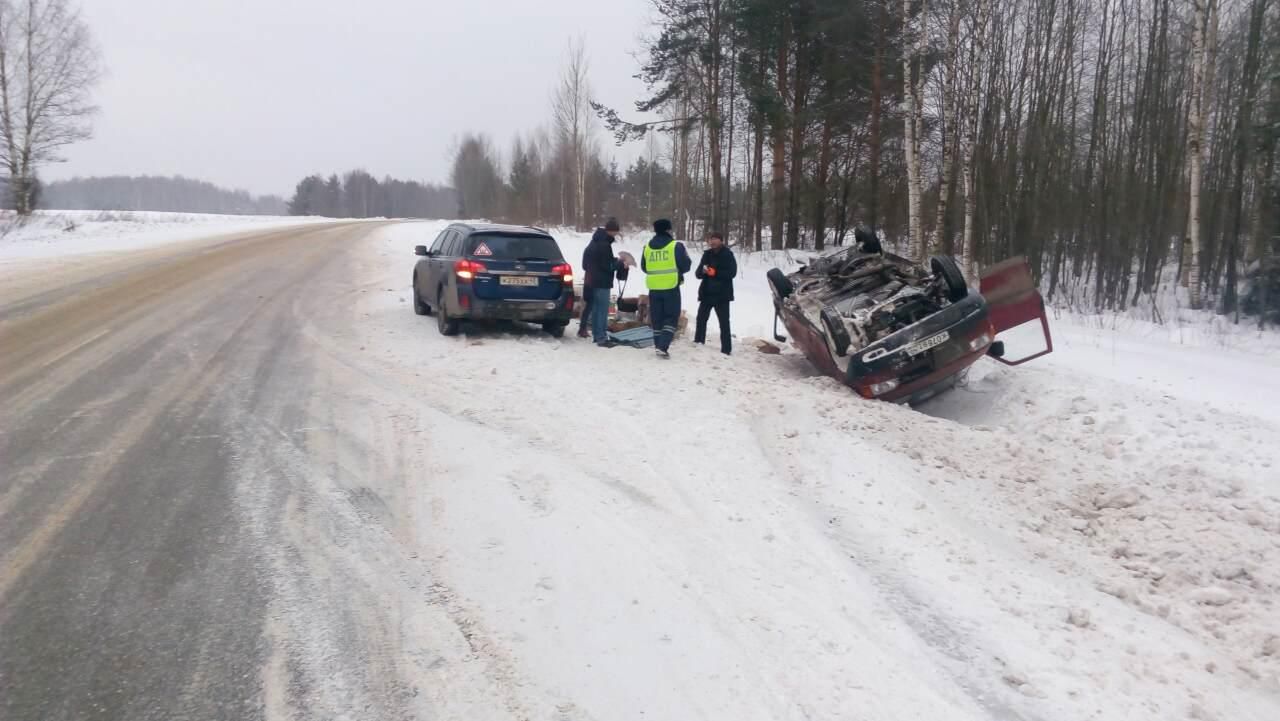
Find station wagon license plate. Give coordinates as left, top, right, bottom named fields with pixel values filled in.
left=904, top=330, right=949, bottom=357
left=499, top=276, right=539, bottom=287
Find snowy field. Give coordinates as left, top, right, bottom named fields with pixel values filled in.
left=344, top=220, right=1279, bottom=720
left=0, top=209, right=335, bottom=262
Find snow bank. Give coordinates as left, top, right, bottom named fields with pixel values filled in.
left=347, top=221, right=1280, bottom=720
left=0, top=209, right=335, bottom=261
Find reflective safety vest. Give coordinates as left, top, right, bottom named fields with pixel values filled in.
left=644, top=240, right=679, bottom=291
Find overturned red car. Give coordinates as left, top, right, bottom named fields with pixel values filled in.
left=767, top=229, right=1052, bottom=405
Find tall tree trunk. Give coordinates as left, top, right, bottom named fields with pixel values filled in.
left=1186, top=0, right=1213, bottom=309
left=753, top=118, right=765, bottom=251
left=931, top=4, right=962, bottom=258
left=870, top=18, right=883, bottom=233
left=770, top=15, right=791, bottom=250
left=904, top=0, right=926, bottom=260
left=813, top=114, right=834, bottom=250
left=678, top=92, right=691, bottom=236
left=963, top=0, right=989, bottom=278
left=707, top=0, right=724, bottom=234
left=1251, top=52, right=1280, bottom=264
left=725, top=22, right=737, bottom=236
left=786, top=24, right=810, bottom=250
left=1225, top=0, right=1269, bottom=314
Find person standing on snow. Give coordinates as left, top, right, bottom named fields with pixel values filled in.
left=641, top=218, right=691, bottom=358
left=579, top=218, right=625, bottom=344
left=693, top=230, right=737, bottom=355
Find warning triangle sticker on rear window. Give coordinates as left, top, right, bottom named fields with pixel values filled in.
left=473, top=242, right=493, bottom=256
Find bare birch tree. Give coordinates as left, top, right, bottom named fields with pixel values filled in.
left=1185, top=0, right=1216, bottom=308
left=929, top=1, right=962, bottom=257
left=0, top=0, right=100, bottom=216
left=903, top=0, right=926, bottom=260
left=961, top=0, right=989, bottom=279
left=551, top=37, right=593, bottom=230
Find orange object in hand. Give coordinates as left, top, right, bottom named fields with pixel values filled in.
left=706, top=266, right=717, bottom=277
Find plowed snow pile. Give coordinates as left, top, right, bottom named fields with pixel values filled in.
left=327, top=221, right=1279, bottom=721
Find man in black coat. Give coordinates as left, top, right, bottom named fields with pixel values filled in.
left=693, top=231, right=737, bottom=354
left=579, top=218, right=624, bottom=342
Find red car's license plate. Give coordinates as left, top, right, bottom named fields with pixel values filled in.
left=904, top=331, right=949, bottom=356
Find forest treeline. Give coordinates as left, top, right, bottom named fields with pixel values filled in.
left=450, top=0, right=1280, bottom=319
left=30, top=175, right=287, bottom=215
left=285, top=170, right=456, bottom=219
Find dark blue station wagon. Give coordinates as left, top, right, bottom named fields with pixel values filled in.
left=412, top=223, right=575, bottom=337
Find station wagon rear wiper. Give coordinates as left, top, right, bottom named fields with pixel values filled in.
left=517, top=256, right=551, bottom=262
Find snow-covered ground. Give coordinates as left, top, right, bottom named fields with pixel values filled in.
left=333, top=220, right=1278, bottom=720
left=0, top=209, right=335, bottom=262
left=13, top=216, right=1276, bottom=719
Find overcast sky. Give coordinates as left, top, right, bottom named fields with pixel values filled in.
left=50, top=0, right=655, bottom=197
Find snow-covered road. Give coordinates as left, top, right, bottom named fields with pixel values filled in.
left=1, top=217, right=1276, bottom=721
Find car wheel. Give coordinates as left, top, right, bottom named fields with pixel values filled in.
left=767, top=268, right=794, bottom=299
left=412, top=275, right=430, bottom=316
left=542, top=321, right=567, bottom=338
left=820, top=306, right=852, bottom=356
left=437, top=290, right=460, bottom=336
left=930, top=255, right=968, bottom=302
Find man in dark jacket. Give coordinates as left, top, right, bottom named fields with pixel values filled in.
left=640, top=218, right=692, bottom=358
left=579, top=218, right=623, bottom=343
left=693, top=231, right=737, bottom=354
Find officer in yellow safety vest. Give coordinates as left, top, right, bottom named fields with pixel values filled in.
left=640, top=218, right=692, bottom=358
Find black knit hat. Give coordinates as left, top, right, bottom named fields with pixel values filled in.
left=604, top=217, right=620, bottom=232
left=653, top=218, right=673, bottom=234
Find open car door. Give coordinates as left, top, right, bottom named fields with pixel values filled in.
left=979, top=257, right=1053, bottom=365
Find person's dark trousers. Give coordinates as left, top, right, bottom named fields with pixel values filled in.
left=694, top=300, right=732, bottom=354
left=577, top=293, right=593, bottom=337
left=590, top=287, right=611, bottom=344
left=649, top=288, right=681, bottom=352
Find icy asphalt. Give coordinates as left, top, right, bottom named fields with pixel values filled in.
left=0, top=222, right=428, bottom=720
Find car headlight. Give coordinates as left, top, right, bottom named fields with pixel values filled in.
left=869, top=379, right=899, bottom=396
left=968, top=333, right=992, bottom=352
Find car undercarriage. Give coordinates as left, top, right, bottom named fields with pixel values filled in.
left=768, top=229, right=1052, bottom=404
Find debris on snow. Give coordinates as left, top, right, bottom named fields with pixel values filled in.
left=1189, top=587, right=1235, bottom=606
left=1067, top=608, right=1092, bottom=628
left=1094, top=487, right=1142, bottom=510
left=1262, top=636, right=1280, bottom=657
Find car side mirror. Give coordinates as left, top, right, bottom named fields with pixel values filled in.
left=414, top=245, right=429, bottom=256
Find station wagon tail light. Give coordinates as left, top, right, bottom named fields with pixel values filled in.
left=454, top=259, right=486, bottom=281
left=551, top=263, right=573, bottom=284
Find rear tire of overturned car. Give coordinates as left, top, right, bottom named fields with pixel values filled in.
left=930, top=255, right=969, bottom=302
left=767, top=268, right=795, bottom=299
left=820, top=306, right=853, bottom=356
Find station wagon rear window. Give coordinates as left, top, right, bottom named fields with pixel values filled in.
left=467, top=233, right=563, bottom=261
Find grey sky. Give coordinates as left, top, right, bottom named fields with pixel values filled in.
left=51, top=0, right=654, bottom=197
